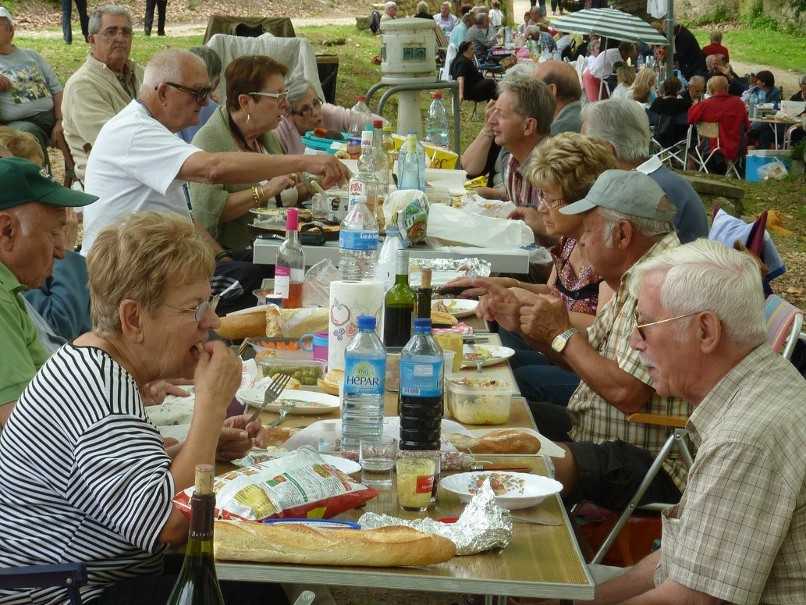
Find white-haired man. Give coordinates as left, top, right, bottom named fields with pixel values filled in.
left=82, top=49, right=348, bottom=308
left=478, top=170, right=690, bottom=509
left=591, top=239, right=806, bottom=604
left=381, top=1, right=398, bottom=21
left=434, top=1, right=458, bottom=34
left=62, top=5, right=143, bottom=182
left=582, top=98, right=708, bottom=244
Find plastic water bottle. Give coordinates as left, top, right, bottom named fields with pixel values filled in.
left=425, top=92, right=450, bottom=149
left=399, top=318, right=444, bottom=451
left=398, top=133, right=426, bottom=191
left=371, top=119, right=389, bottom=196
left=377, top=224, right=405, bottom=291
left=340, top=142, right=379, bottom=281
left=350, top=95, right=372, bottom=138
left=341, top=315, right=386, bottom=451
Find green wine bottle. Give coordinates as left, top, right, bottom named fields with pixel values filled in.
left=383, top=250, right=416, bottom=347
left=167, top=465, right=225, bottom=605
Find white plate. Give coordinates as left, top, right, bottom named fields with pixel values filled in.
left=440, top=471, right=563, bottom=510
left=461, top=344, right=515, bottom=368
left=236, top=388, right=340, bottom=416
left=434, top=298, right=479, bottom=319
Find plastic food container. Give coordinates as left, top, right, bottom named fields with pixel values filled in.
left=446, top=377, right=512, bottom=425
left=257, top=357, right=325, bottom=386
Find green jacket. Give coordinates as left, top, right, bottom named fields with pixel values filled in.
left=189, top=107, right=284, bottom=251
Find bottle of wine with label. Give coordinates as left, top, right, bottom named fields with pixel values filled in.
left=274, top=208, right=305, bottom=308
left=166, top=465, right=225, bottom=605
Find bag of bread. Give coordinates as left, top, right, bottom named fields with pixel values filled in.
left=383, top=190, right=429, bottom=245
left=174, top=448, right=377, bottom=521
left=265, top=305, right=329, bottom=339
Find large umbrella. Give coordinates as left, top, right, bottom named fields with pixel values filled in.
left=550, top=8, right=668, bottom=45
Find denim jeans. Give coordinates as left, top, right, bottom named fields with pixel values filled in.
left=61, top=0, right=89, bottom=44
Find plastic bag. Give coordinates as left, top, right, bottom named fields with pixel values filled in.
left=383, top=190, right=429, bottom=245
left=174, top=448, right=377, bottom=521
left=426, top=204, right=534, bottom=248
left=460, top=193, right=517, bottom=219
left=758, top=159, right=789, bottom=181
left=302, top=258, right=340, bottom=307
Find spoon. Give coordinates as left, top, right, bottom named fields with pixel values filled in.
left=292, top=591, right=316, bottom=605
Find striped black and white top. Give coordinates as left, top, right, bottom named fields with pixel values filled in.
left=0, top=345, right=175, bottom=605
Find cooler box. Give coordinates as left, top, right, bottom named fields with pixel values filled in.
left=745, top=150, right=792, bottom=183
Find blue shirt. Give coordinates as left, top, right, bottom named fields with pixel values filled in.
left=450, top=22, right=468, bottom=48
left=178, top=99, right=219, bottom=144
left=639, top=157, right=709, bottom=244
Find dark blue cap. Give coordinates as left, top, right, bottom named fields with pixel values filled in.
left=357, top=315, right=376, bottom=330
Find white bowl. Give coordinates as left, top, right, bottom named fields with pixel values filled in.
left=440, top=471, right=563, bottom=510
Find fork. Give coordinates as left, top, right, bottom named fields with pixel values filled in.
left=248, top=373, right=293, bottom=424
left=265, top=401, right=296, bottom=428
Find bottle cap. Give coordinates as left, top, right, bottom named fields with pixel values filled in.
left=194, top=464, right=214, bottom=495
left=357, top=95, right=366, bottom=101
left=413, top=318, right=432, bottom=332
left=373, top=119, right=384, bottom=129
left=357, top=314, right=377, bottom=330
left=432, top=91, right=443, bottom=99
left=286, top=207, right=299, bottom=231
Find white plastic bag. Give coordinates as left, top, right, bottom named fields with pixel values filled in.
left=758, top=159, right=789, bottom=181
left=302, top=259, right=340, bottom=307
left=426, top=204, right=534, bottom=248
left=460, top=193, right=517, bottom=219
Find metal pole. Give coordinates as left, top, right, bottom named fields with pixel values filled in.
left=665, top=0, right=674, bottom=81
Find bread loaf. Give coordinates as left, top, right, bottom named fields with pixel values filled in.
left=214, top=520, right=456, bottom=566
left=217, top=307, right=267, bottom=339
left=447, top=429, right=541, bottom=454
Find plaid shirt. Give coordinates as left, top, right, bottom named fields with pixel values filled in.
left=504, top=152, right=540, bottom=209
left=655, top=344, right=806, bottom=604
left=568, top=232, right=691, bottom=492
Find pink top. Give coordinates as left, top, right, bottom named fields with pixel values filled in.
left=549, top=237, right=601, bottom=315
left=273, top=104, right=381, bottom=155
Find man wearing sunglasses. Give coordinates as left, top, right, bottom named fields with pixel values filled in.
left=591, top=240, right=806, bottom=605
left=81, top=49, right=349, bottom=301
left=477, top=170, right=690, bottom=514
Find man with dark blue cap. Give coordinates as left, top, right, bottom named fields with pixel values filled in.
left=0, top=157, right=96, bottom=425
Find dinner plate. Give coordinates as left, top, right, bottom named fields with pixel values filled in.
left=461, top=344, right=515, bottom=368
left=440, top=471, right=563, bottom=510
left=434, top=298, right=479, bottom=319
left=236, top=388, right=340, bottom=416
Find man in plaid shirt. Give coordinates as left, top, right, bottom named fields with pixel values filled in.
left=592, top=239, right=806, bottom=604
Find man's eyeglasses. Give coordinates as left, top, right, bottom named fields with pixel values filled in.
left=99, top=26, right=133, bottom=39
left=167, top=295, right=221, bottom=323
left=291, top=97, right=323, bottom=117
left=633, top=308, right=700, bottom=340
left=537, top=189, right=566, bottom=210
left=249, top=89, right=289, bottom=104
left=164, top=82, right=212, bottom=105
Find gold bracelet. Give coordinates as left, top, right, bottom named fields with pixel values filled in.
left=251, top=185, right=262, bottom=206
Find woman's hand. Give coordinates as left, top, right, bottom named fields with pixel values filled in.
left=193, top=341, right=242, bottom=416
left=443, top=276, right=519, bottom=299
left=215, top=414, right=262, bottom=462
left=304, top=155, right=351, bottom=189
left=140, top=378, right=192, bottom=405
left=261, top=175, right=296, bottom=201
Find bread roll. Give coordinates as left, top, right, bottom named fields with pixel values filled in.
left=214, top=520, right=456, bottom=566
left=447, top=429, right=541, bottom=454
left=318, top=369, right=343, bottom=396
left=217, top=308, right=267, bottom=340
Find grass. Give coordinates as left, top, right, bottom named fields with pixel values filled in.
left=690, top=26, right=806, bottom=72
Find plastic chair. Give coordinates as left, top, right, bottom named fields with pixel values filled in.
left=685, top=122, right=741, bottom=178
left=764, top=294, right=805, bottom=360
left=0, top=563, right=87, bottom=605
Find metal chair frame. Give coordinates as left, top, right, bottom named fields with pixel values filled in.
left=685, top=122, right=741, bottom=179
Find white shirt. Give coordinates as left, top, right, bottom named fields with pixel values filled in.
left=488, top=8, right=504, bottom=27
left=82, top=100, right=200, bottom=253
left=588, top=47, right=623, bottom=79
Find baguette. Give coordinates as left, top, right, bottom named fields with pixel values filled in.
left=214, top=520, right=456, bottom=566
left=217, top=307, right=267, bottom=340
left=447, top=428, right=541, bottom=454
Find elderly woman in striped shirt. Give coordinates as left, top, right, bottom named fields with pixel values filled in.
left=0, top=212, right=268, bottom=604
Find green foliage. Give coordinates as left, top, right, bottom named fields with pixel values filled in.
left=688, top=4, right=731, bottom=26
left=691, top=26, right=806, bottom=72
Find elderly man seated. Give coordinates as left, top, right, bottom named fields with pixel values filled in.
left=434, top=1, right=458, bottom=33
left=681, top=74, right=705, bottom=105
left=82, top=49, right=348, bottom=313
left=705, top=53, right=746, bottom=97
left=0, top=8, right=74, bottom=182
left=582, top=98, right=708, bottom=244
left=0, top=157, right=97, bottom=426
left=466, top=12, right=497, bottom=63
left=477, top=170, right=690, bottom=511
left=592, top=239, right=806, bottom=604
left=0, top=211, right=281, bottom=603
left=688, top=75, right=749, bottom=173
left=62, top=4, right=143, bottom=183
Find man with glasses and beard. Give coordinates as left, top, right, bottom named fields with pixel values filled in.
left=82, top=49, right=349, bottom=311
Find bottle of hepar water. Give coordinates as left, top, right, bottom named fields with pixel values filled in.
left=341, top=315, right=386, bottom=450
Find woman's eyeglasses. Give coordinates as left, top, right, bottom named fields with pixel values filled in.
left=164, top=82, right=212, bottom=105
left=249, top=89, right=290, bottom=104
left=167, top=296, right=221, bottom=323
left=291, top=97, right=323, bottom=117
left=537, top=189, right=566, bottom=210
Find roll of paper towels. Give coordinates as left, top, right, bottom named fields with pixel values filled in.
left=328, top=280, right=385, bottom=371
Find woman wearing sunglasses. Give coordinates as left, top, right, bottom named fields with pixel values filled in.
left=274, top=76, right=383, bottom=155
left=189, top=55, right=312, bottom=255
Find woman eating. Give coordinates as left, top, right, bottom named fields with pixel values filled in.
left=0, top=212, right=273, bottom=604
left=190, top=55, right=305, bottom=253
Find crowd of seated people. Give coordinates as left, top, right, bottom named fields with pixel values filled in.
left=0, top=4, right=805, bottom=604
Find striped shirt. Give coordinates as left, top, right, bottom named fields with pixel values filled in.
left=655, top=345, right=806, bottom=604
left=568, top=232, right=692, bottom=492
left=504, top=152, right=540, bottom=209
left=0, top=345, right=175, bottom=605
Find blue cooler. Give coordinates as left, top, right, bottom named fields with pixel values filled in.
left=301, top=131, right=349, bottom=155
left=745, top=150, right=792, bottom=182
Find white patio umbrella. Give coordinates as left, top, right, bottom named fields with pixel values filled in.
left=550, top=8, right=668, bottom=45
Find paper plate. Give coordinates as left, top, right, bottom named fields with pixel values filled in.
left=434, top=298, right=479, bottom=319
left=440, top=471, right=563, bottom=510
left=236, top=388, right=340, bottom=416
left=461, top=345, right=515, bottom=368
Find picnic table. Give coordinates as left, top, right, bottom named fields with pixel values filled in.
left=216, top=332, right=596, bottom=602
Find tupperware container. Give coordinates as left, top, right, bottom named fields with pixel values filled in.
left=446, top=376, right=512, bottom=425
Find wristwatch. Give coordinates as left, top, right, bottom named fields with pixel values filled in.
left=551, top=328, right=578, bottom=354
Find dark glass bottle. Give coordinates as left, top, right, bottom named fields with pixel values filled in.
left=383, top=250, right=416, bottom=347
left=166, top=465, right=225, bottom=605
left=415, top=267, right=433, bottom=320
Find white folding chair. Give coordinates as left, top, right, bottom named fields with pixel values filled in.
left=651, top=136, right=688, bottom=170
left=685, top=121, right=741, bottom=179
